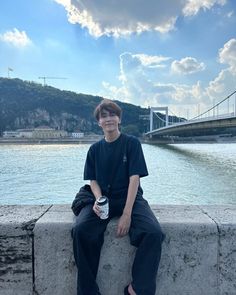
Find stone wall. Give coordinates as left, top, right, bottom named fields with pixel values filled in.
left=0, top=205, right=235, bottom=295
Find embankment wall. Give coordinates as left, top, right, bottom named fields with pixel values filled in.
left=0, top=205, right=235, bottom=295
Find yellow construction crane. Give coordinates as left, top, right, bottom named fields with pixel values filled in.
left=38, top=76, right=67, bottom=86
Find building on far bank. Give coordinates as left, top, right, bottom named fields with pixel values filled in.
left=3, top=126, right=68, bottom=139
left=32, top=126, right=67, bottom=138
left=71, top=131, right=84, bottom=138
left=3, top=131, right=20, bottom=138
left=18, top=129, right=34, bottom=138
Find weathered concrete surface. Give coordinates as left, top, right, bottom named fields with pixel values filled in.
left=33, top=205, right=231, bottom=295
left=96, top=219, right=136, bottom=295
left=33, top=205, right=76, bottom=295
left=200, top=205, right=236, bottom=295
left=153, top=205, right=219, bottom=295
left=33, top=205, right=136, bottom=295
left=0, top=205, right=51, bottom=295
left=1, top=205, right=236, bottom=295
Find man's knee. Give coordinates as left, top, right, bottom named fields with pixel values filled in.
left=148, top=230, right=165, bottom=245
left=72, top=220, right=105, bottom=245
left=130, top=225, right=164, bottom=247
left=147, top=220, right=165, bottom=244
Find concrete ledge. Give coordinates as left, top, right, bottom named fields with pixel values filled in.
left=0, top=205, right=236, bottom=295
left=0, top=205, right=51, bottom=295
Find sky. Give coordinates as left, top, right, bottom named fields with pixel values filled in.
left=0, top=0, right=236, bottom=118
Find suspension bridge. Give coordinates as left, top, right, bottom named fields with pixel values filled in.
left=145, top=90, right=236, bottom=143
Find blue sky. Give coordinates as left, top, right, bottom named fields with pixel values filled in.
left=0, top=0, right=236, bottom=118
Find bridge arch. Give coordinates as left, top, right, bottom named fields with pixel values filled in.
left=150, top=107, right=169, bottom=132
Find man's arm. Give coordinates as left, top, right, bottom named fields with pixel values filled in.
left=116, top=174, right=139, bottom=237
left=90, top=180, right=102, bottom=217
left=90, top=180, right=102, bottom=200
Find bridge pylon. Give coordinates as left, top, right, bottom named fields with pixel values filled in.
left=150, top=107, right=169, bottom=132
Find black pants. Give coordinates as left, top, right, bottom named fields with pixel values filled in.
left=71, top=196, right=165, bottom=295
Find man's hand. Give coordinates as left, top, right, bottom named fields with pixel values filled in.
left=116, top=174, right=139, bottom=237
left=93, top=201, right=100, bottom=217
left=116, top=213, right=131, bottom=237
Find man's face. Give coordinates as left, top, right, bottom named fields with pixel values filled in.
left=98, top=109, right=120, bottom=133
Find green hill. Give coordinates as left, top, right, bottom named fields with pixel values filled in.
left=0, top=78, right=151, bottom=136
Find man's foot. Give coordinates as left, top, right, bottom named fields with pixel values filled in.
left=124, top=285, right=129, bottom=295
left=129, top=284, right=137, bottom=295
left=124, top=284, right=136, bottom=295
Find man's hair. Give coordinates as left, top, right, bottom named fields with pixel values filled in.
left=94, top=99, right=122, bottom=121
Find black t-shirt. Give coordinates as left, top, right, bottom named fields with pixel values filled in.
left=83, top=133, right=148, bottom=199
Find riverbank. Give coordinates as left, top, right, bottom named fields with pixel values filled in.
left=144, top=134, right=236, bottom=144
left=0, top=136, right=147, bottom=145
left=2, top=134, right=236, bottom=145
left=0, top=136, right=103, bottom=145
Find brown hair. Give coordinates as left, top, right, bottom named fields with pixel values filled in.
left=94, top=99, right=122, bottom=121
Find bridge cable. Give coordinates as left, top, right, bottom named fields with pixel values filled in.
left=168, top=108, right=186, bottom=122
left=190, top=89, right=236, bottom=120
left=153, top=111, right=167, bottom=124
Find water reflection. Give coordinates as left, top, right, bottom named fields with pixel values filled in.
left=0, top=143, right=236, bottom=205
left=142, top=143, right=236, bottom=205
left=148, top=143, right=236, bottom=171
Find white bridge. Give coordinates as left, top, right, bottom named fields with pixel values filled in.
left=146, top=90, right=236, bottom=141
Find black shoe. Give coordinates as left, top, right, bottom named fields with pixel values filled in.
left=124, top=285, right=130, bottom=295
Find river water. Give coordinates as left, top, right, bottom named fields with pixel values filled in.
left=0, top=143, right=236, bottom=205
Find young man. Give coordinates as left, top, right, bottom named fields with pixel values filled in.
left=72, top=99, right=165, bottom=295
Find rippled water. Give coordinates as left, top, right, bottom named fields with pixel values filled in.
left=0, top=143, right=236, bottom=205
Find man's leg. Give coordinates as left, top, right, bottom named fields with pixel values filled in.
left=129, top=197, right=165, bottom=295
left=71, top=204, right=109, bottom=295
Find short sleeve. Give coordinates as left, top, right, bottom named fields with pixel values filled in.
left=83, top=145, right=96, bottom=180
left=127, top=137, right=148, bottom=178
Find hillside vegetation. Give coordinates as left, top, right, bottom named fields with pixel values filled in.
left=0, top=78, right=151, bottom=136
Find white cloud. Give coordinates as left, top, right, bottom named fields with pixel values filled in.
left=133, top=54, right=170, bottom=68
left=0, top=28, right=32, bottom=48
left=101, top=52, right=207, bottom=112
left=54, top=0, right=227, bottom=37
left=226, top=10, right=234, bottom=18
left=101, top=39, right=236, bottom=117
left=218, top=38, right=236, bottom=71
left=207, top=39, right=236, bottom=100
left=183, top=0, right=226, bottom=16
left=118, top=52, right=170, bottom=83
left=171, top=57, right=205, bottom=74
